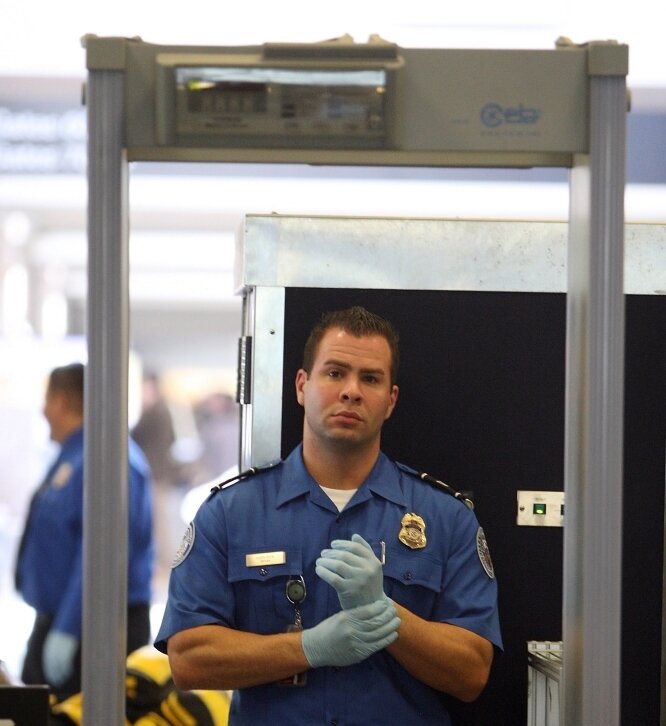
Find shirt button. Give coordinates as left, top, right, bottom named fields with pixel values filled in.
left=330, top=720, right=338, bottom=726
left=404, top=571, right=413, bottom=581
left=259, top=568, right=268, bottom=576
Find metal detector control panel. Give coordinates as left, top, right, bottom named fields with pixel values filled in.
left=155, top=40, right=402, bottom=149
left=175, top=66, right=387, bottom=143
left=85, top=34, right=628, bottom=165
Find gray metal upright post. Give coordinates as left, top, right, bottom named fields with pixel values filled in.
left=83, top=58, right=129, bottom=725
left=563, top=42, right=628, bottom=725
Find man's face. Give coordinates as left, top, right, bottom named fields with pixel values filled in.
left=42, top=387, right=65, bottom=442
left=295, top=327, right=398, bottom=452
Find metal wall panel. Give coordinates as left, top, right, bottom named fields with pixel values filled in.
left=237, top=215, right=663, bottom=294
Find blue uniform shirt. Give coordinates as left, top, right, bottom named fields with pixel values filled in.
left=156, top=446, right=502, bottom=726
left=16, top=427, right=155, bottom=637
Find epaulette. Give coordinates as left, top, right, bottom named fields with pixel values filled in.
left=209, top=461, right=281, bottom=494
left=395, top=461, right=475, bottom=510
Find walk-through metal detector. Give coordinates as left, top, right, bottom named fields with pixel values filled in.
left=84, top=35, right=628, bottom=725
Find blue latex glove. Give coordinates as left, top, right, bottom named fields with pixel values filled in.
left=301, top=598, right=400, bottom=668
left=42, top=630, right=79, bottom=687
left=315, top=533, right=385, bottom=609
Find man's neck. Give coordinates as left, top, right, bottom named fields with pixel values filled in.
left=55, top=419, right=83, bottom=445
left=301, top=437, right=380, bottom=490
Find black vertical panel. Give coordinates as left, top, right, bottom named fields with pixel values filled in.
left=280, top=288, right=664, bottom=724
left=621, top=295, right=666, bottom=726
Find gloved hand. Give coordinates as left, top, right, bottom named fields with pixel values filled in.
left=315, top=533, right=385, bottom=609
left=42, top=630, right=79, bottom=687
left=301, top=598, right=400, bottom=668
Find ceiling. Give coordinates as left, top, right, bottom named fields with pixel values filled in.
left=2, top=1, right=666, bottom=92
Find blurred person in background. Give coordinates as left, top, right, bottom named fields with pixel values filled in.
left=191, top=392, right=239, bottom=485
left=14, top=363, right=154, bottom=699
left=132, top=372, right=184, bottom=596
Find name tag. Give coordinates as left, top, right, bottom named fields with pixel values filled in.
left=245, top=551, right=287, bottom=567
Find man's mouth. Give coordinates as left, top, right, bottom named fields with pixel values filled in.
left=333, top=410, right=362, bottom=421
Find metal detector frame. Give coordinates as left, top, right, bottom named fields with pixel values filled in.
left=84, top=35, right=628, bottom=725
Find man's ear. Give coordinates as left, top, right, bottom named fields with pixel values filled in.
left=295, top=369, right=308, bottom=407
left=51, top=390, right=68, bottom=414
left=384, top=384, right=399, bottom=421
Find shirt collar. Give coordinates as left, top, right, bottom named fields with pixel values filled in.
left=365, top=453, right=407, bottom=507
left=276, top=444, right=406, bottom=508
left=275, top=445, right=318, bottom=507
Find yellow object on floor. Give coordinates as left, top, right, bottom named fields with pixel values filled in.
left=50, top=646, right=230, bottom=725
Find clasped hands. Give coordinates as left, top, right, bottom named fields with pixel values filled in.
left=301, top=534, right=400, bottom=668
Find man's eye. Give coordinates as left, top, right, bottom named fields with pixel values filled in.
left=363, top=375, right=379, bottom=384
left=327, top=370, right=341, bottom=378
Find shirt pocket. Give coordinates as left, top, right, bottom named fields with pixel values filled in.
left=383, top=548, right=443, bottom=619
left=228, top=546, right=303, bottom=633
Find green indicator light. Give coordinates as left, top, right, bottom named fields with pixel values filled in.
left=533, top=503, right=547, bottom=515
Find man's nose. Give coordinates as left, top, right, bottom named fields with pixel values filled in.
left=341, top=379, right=362, bottom=402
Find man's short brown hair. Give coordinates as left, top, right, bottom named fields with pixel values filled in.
left=48, top=363, right=85, bottom=415
left=302, top=306, right=400, bottom=385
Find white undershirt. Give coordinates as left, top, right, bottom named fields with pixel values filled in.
left=320, top=485, right=358, bottom=512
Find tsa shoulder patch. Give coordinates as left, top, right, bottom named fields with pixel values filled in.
left=172, top=523, right=195, bottom=568
left=476, top=527, right=495, bottom=579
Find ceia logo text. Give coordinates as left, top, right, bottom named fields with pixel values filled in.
left=480, top=103, right=540, bottom=129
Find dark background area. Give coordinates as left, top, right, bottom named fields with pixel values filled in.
left=280, top=288, right=665, bottom=725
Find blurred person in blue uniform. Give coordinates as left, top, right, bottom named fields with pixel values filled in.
left=14, top=363, right=154, bottom=698
left=156, top=307, right=502, bottom=725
